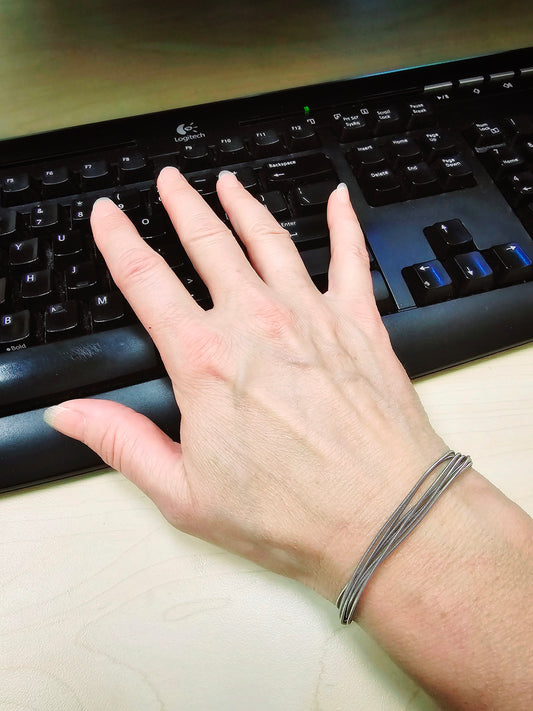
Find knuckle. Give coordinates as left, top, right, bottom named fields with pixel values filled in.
left=182, top=213, right=229, bottom=249
left=247, top=218, right=291, bottom=244
left=181, top=323, right=233, bottom=380
left=115, top=247, right=164, bottom=290
left=250, top=296, right=297, bottom=340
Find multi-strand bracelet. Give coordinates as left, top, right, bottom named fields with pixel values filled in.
left=337, top=450, right=472, bottom=625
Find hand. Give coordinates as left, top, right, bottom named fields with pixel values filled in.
left=44, top=167, right=446, bottom=602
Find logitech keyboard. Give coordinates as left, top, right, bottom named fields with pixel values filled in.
left=1, top=46, right=532, bottom=491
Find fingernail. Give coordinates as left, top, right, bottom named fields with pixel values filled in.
left=336, top=182, right=350, bottom=203
left=92, top=196, right=117, bottom=216
left=218, top=170, right=238, bottom=184
left=43, top=403, right=83, bottom=434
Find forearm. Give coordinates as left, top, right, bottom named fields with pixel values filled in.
left=334, top=469, right=533, bottom=709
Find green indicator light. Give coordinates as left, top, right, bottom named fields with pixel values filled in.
left=303, top=105, right=310, bottom=116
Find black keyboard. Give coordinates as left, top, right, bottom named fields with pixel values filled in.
left=1, top=47, right=533, bottom=491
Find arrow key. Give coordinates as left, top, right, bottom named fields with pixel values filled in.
left=486, top=243, right=533, bottom=285
left=447, top=251, right=495, bottom=295
left=403, top=259, right=454, bottom=305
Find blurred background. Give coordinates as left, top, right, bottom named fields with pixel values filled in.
left=1, top=0, right=532, bottom=139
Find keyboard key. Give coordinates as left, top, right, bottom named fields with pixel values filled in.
left=447, top=252, right=495, bottom=295
left=287, top=122, right=320, bottom=150
left=486, top=243, right=533, bottom=285
left=91, top=292, right=126, bottom=329
left=65, top=261, right=101, bottom=296
left=359, top=167, right=404, bottom=205
left=333, top=112, right=371, bottom=141
left=79, top=160, right=114, bottom=191
left=111, top=188, right=142, bottom=215
left=347, top=143, right=387, bottom=174
left=424, top=219, right=475, bottom=258
left=402, top=162, right=440, bottom=198
left=20, top=269, right=53, bottom=303
left=9, top=238, right=41, bottom=270
left=300, top=245, right=330, bottom=291
left=252, top=129, right=284, bottom=157
left=257, top=191, right=290, bottom=218
left=45, top=301, right=80, bottom=339
left=371, top=270, right=395, bottom=314
left=372, top=105, right=403, bottom=135
left=405, top=100, right=435, bottom=129
left=30, top=203, right=59, bottom=232
left=485, top=147, right=526, bottom=179
left=421, top=130, right=456, bottom=160
left=388, top=137, right=423, bottom=167
left=71, top=198, right=94, bottom=226
left=0, top=310, right=31, bottom=349
left=264, top=153, right=334, bottom=186
left=1, top=173, right=36, bottom=206
left=52, top=230, right=84, bottom=259
left=434, top=155, right=476, bottom=190
left=0, top=277, right=6, bottom=307
left=179, top=141, right=212, bottom=171
left=279, top=216, right=329, bottom=249
left=41, top=166, right=75, bottom=198
left=0, top=210, right=17, bottom=241
left=293, top=179, right=336, bottom=215
left=465, top=121, right=506, bottom=150
left=118, top=152, right=151, bottom=183
left=403, top=260, right=453, bottom=305
left=216, top=136, right=250, bottom=164
left=503, top=171, right=533, bottom=207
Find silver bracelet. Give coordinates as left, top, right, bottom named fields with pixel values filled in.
left=336, top=450, right=472, bottom=625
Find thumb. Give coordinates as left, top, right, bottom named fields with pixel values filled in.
left=44, top=398, right=186, bottom=517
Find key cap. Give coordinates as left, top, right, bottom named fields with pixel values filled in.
left=486, top=243, right=533, bottom=285
left=0, top=210, right=17, bottom=241
left=91, top=292, right=126, bottom=329
left=0, top=325, right=161, bottom=408
left=347, top=143, right=387, bottom=175
left=79, top=160, right=114, bottom=191
left=299, top=245, right=330, bottom=291
left=45, top=301, right=80, bottom=339
left=20, top=269, right=53, bottom=303
left=9, top=238, right=41, bottom=270
left=287, top=123, right=320, bottom=150
left=179, top=141, right=212, bottom=171
left=279, top=216, right=329, bottom=249
left=359, top=167, right=404, bottom=205
left=403, top=260, right=454, bottom=305
left=257, top=191, right=290, bottom=218
left=403, top=162, right=440, bottom=198
left=216, top=136, right=250, bottom=164
left=447, top=251, right=494, bottom=295
left=252, top=129, right=284, bottom=157
left=372, top=105, right=403, bottom=135
left=371, top=271, right=395, bottom=314
left=65, top=262, right=101, bottom=297
left=333, top=112, right=371, bottom=142
left=0, top=310, right=31, bottom=350
left=30, top=203, right=59, bottom=232
left=41, top=166, right=75, bottom=198
left=405, top=100, right=435, bottom=129
left=1, top=173, right=37, bottom=207
left=118, top=152, right=151, bottom=183
left=424, top=219, right=475, bottom=258
left=388, top=137, right=423, bottom=167
left=52, top=230, right=84, bottom=260
left=435, top=155, right=476, bottom=190
left=293, top=179, right=337, bottom=215
left=263, top=153, right=333, bottom=186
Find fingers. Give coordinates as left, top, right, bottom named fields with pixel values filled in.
left=216, top=171, right=315, bottom=294
left=90, top=197, right=201, bottom=361
left=43, top=399, right=188, bottom=521
left=157, top=167, right=260, bottom=301
left=326, top=184, right=378, bottom=315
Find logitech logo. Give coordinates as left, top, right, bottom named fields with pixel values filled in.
left=174, top=122, right=206, bottom=143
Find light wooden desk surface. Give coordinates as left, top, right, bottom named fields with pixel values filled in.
left=1, top=2, right=532, bottom=710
